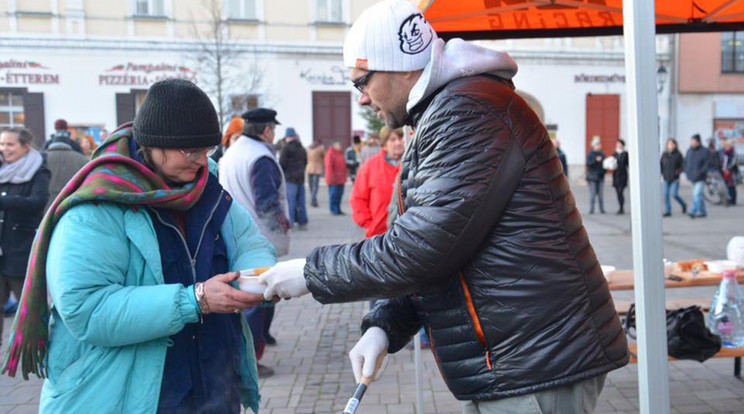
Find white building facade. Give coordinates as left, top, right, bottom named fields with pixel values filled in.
left=5, top=1, right=737, bottom=174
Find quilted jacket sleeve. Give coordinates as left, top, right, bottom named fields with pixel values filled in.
left=47, top=204, right=198, bottom=347
left=361, top=297, right=422, bottom=353
left=224, top=201, right=277, bottom=272
left=304, top=91, right=526, bottom=303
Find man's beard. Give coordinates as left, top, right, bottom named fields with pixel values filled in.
left=384, top=109, right=408, bottom=129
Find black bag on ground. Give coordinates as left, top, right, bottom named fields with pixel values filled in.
left=623, top=304, right=722, bottom=362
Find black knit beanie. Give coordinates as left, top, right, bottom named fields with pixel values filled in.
left=133, top=79, right=221, bottom=149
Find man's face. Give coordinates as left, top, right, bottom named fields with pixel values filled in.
left=351, top=69, right=410, bottom=129
left=262, top=124, right=276, bottom=144
left=691, top=139, right=699, bottom=148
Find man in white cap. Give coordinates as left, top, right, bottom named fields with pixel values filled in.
left=260, top=1, right=628, bottom=412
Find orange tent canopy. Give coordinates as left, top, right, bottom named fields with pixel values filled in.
left=417, top=0, right=744, bottom=39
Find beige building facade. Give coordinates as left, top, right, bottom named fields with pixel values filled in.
left=0, top=0, right=376, bottom=148
left=8, top=1, right=729, bottom=171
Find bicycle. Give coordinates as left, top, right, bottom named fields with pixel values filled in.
left=703, top=171, right=729, bottom=205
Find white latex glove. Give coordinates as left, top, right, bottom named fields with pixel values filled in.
left=349, top=326, right=389, bottom=384
left=258, top=258, right=310, bottom=301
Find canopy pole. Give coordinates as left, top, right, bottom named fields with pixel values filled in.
left=622, top=1, right=670, bottom=413
left=413, top=333, right=424, bottom=414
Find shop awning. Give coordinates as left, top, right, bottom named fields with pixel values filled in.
left=417, top=0, right=744, bottom=39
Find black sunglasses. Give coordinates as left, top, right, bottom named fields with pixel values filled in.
left=352, top=71, right=376, bottom=93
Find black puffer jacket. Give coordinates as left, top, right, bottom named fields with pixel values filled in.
left=279, top=139, right=307, bottom=184
left=0, top=164, right=50, bottom=278
left=305, top=75, right=628, bottom=401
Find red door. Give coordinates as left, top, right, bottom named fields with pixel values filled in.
left=585, top=94, right=620, bottom=157
left=312, top=91, right=351, bottom=149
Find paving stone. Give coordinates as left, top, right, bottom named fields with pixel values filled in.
left=676, top=405, right=718, bottom=414
left=1, top=181, right=743, bottom=413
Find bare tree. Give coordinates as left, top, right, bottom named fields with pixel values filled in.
left=188, top=0, right=264, bottom=126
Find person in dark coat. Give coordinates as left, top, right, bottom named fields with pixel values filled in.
left=44, top=119, right=83, bottom=154
left=612, top=139, right=629, bottom=215
left=258, top=2, right=628, bottom=412
left=722, top=140, right=739, bottom=205
left=685, top=134, right=710, bottom=218
left=552, top=138, right=568, bottom=177
left=345, top=135, right=361, bottom=183
left=586, top=136, right=606, bottom=214
left=660, top=138, right=687, bottom=216
left=0, top=127, right=50, bottom=346
left=44, top=139, right=88, bottom=211
left=279, top=127, right=309, bottom=230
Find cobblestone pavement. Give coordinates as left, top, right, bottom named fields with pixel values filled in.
left=1, top=180, right=742, bottom=413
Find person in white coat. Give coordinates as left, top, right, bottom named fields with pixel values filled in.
left=219, top=108, right=289, bottom=378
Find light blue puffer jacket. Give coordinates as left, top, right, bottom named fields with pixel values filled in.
left=40, top=188, right=276, bottom=413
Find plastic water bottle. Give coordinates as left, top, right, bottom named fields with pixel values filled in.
left=708, top=270, right=744, bottom=348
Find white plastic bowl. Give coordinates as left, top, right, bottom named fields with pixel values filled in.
left=238, top=276, right=266, bottom=295
left=600, top=265, right=616, bottom=279
left=704, top=260, right=738, bottom=274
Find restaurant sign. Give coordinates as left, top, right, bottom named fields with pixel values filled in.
left=574, top=73, right=625, bottom=83
left=0, top=59, right=60, bottom=85
left=98, top=62, right=198, bottom=86
left=299, top=66, right=350, bottom=86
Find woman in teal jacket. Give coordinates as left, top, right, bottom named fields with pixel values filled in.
left=3, top=80, right=275, bottom=413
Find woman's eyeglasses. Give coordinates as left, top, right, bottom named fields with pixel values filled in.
left=180, top=146, right=218, bottom=162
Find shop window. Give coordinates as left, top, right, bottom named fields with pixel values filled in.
left=228, top=0, right=256, bottom=20
left=230, top=94, right=260, bottom=118
left=0, top=92, right=25, bottom=129
left=722, top=32, right=744, bottom=73
left=135, top=0, right=165, bottom=17
left=316, top=0, right=343, bottom=23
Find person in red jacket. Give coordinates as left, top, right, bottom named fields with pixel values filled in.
left=324, top=139, right=348, bottom=215
left=350, top=127, right=405, bottom=238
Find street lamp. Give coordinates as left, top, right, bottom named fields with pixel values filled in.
left=657, top=64, right=668, bottom=93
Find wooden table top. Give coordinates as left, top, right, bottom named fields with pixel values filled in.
left=607, top=269, right=744, bottom=291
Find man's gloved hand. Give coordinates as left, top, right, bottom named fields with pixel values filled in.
left=349, top=326, right=389, bottom=384
left=259, top=258, right=310, bottom=301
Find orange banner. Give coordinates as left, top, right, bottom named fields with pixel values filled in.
left=421, top=0, right=744, bottom=39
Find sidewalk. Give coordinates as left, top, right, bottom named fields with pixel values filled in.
left=1, top=181, right=742, bottom=413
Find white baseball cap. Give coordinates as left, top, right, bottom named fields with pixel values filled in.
left=343, top=0, right=438, bottom=72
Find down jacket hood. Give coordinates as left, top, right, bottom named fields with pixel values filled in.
left=407, top=38, right=518, bottom=112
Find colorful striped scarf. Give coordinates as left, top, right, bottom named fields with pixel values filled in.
left=2, top=124, right=209, bottom=379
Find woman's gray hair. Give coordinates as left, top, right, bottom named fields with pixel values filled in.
left=0, top=127, right=35, bottom=146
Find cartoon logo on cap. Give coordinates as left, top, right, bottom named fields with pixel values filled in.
left=398, top=13, right=433, bottom=55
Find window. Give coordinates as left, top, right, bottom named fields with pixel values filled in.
left=228, top=0, right=256, bottom=20
left=722, top=32, right=744, bottom=73
left=316, top=0, right=343, bottom=23
left=0, top=92, right=25, bottom=129
left=135, top=0, right=164, bottom=17
left=230, top=94, right=260, bottom=117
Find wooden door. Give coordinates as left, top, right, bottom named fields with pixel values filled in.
left=585, top=94, right=620, bottom=157
left=312, top=91, right=351, bottom=149
left=22, top=92, right=45, bottom=149
left=116, top=92, right=136, bottom=126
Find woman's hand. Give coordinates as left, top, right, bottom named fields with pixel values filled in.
left=203, top=272, right=265, bottom=314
